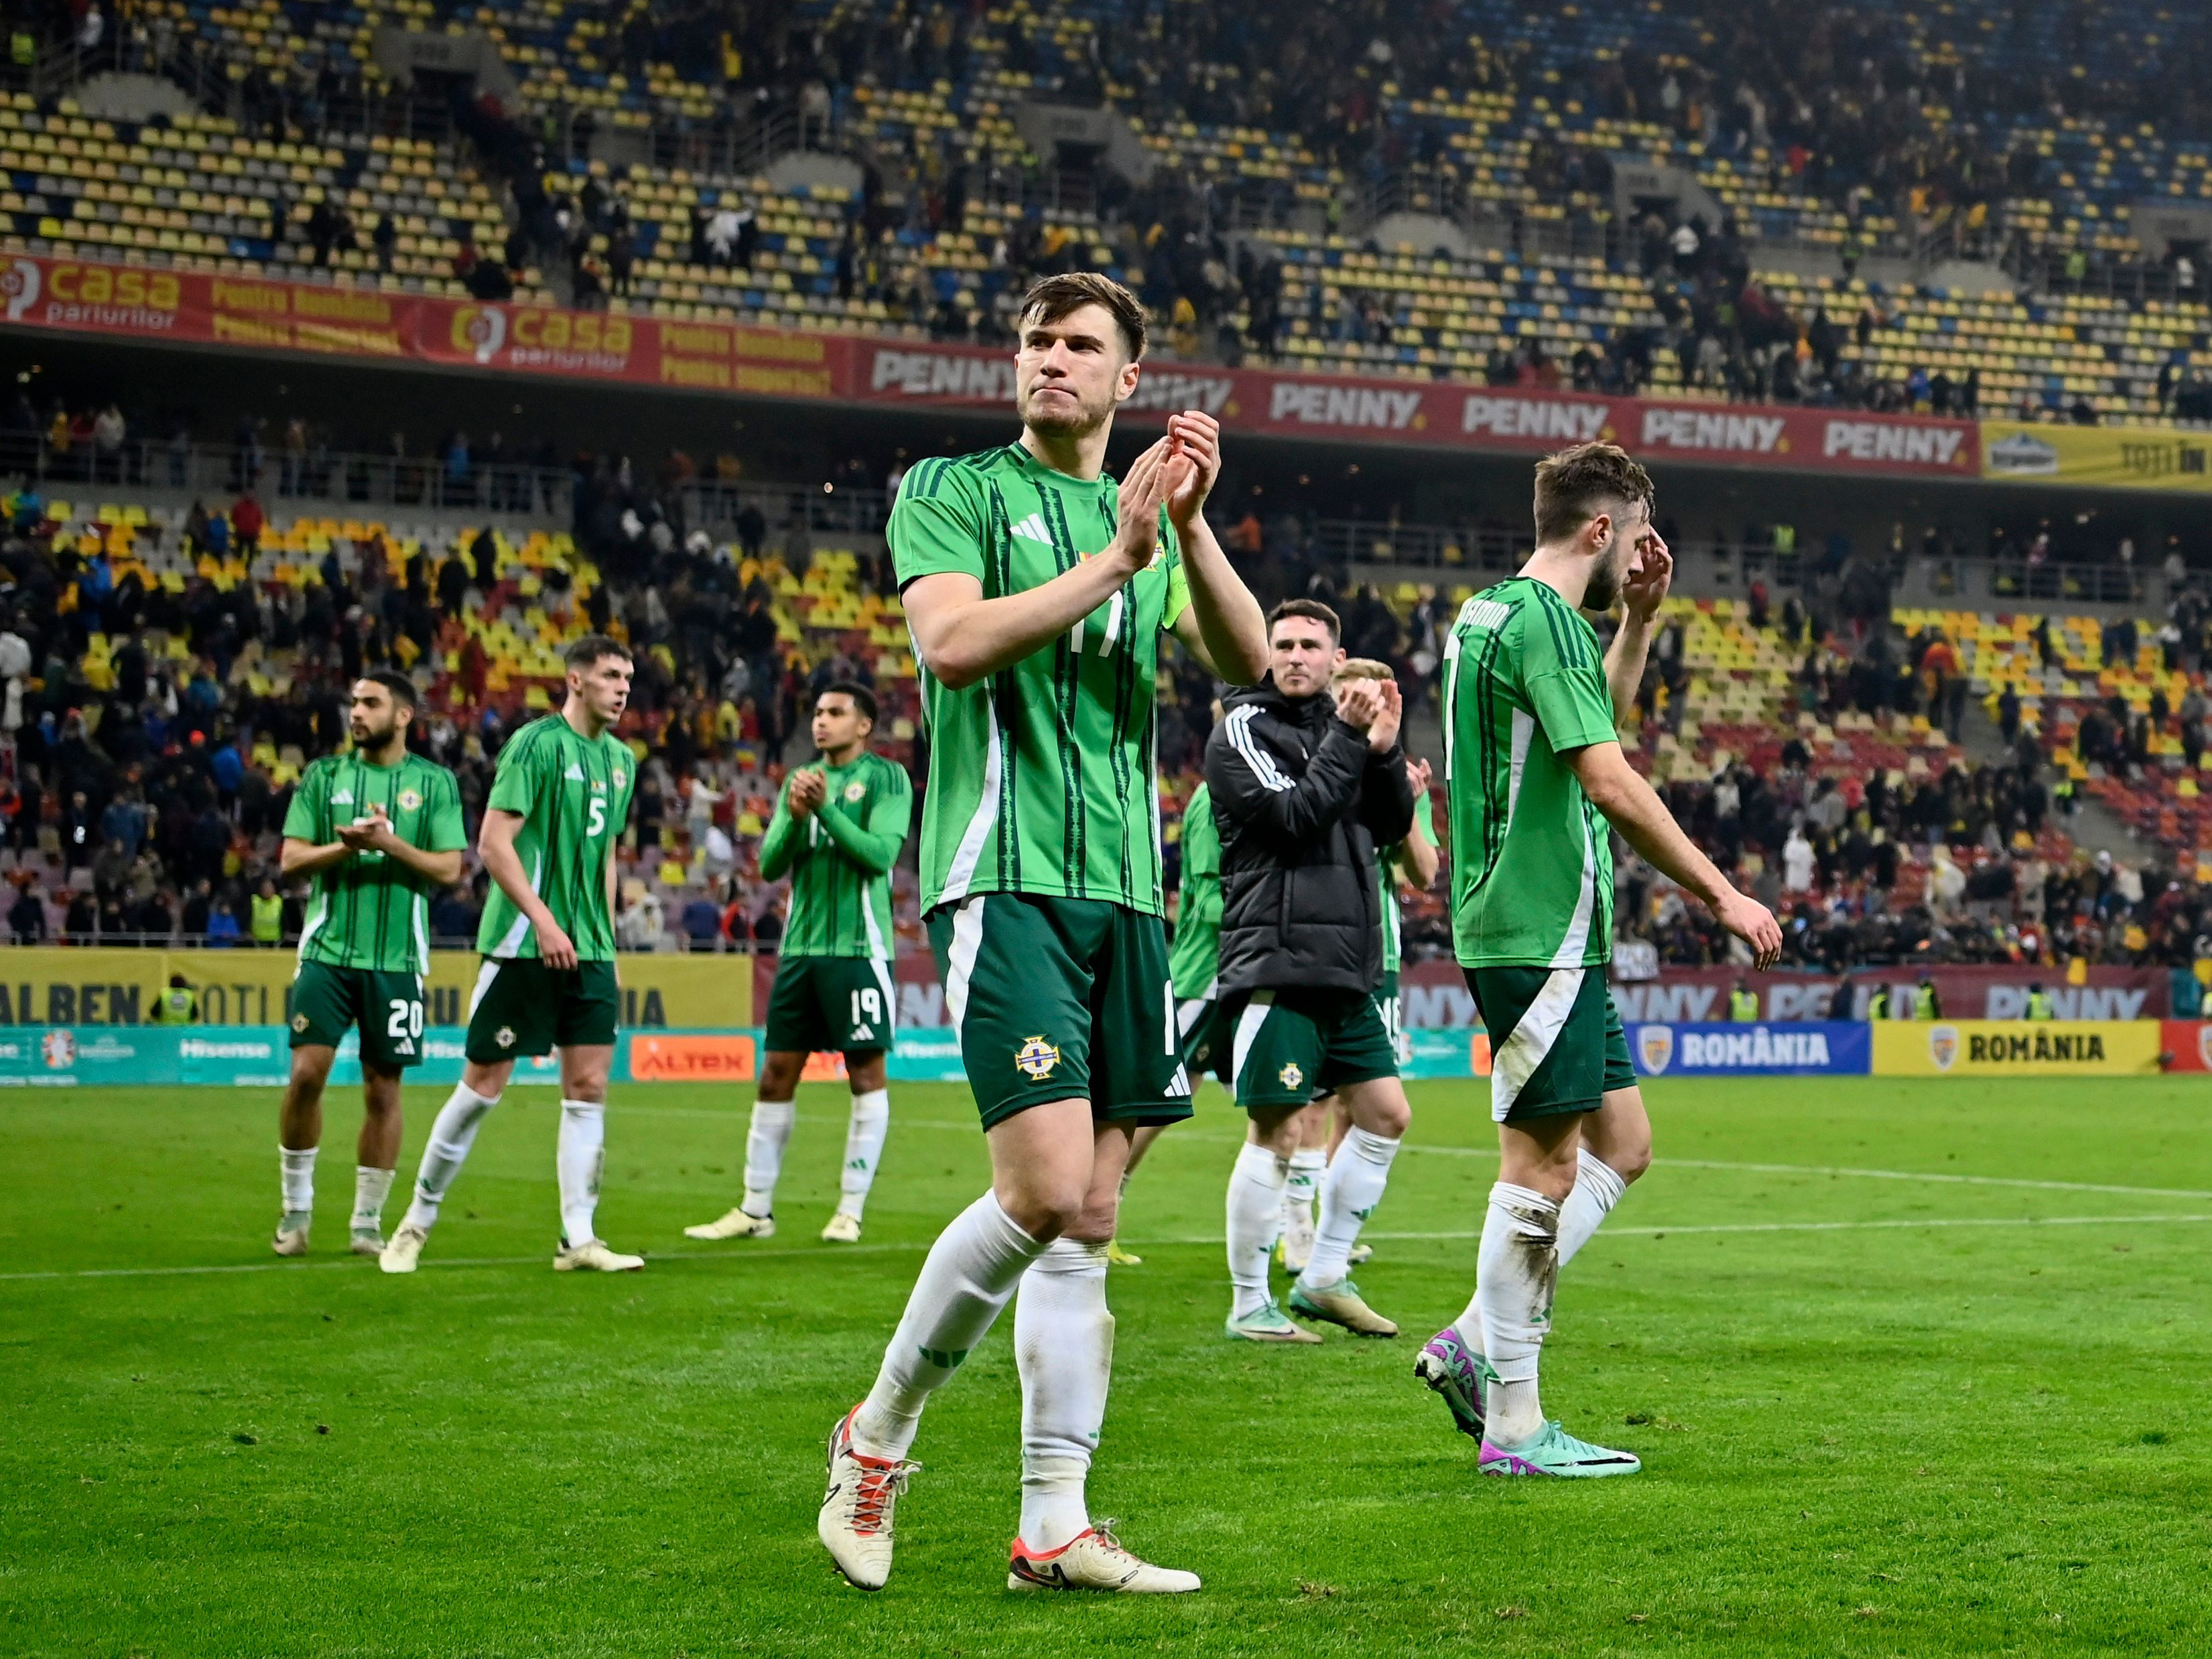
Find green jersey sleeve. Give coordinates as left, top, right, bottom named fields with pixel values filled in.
left=1409, top=787, right=1437, bottom=853
left=1163, top=537, right=1190, bottom=633
left=281, top=764, right=326, bottom=841
left=889, top=461, right=987, bottom=588
left=486, top=731, right=546, bottom=815
left=426, top=769, right=468, bottom=852
left=1180, top=781, right=1218, bottom=880
left=1518, top=610, right=1617, bottom=754
left=757, top=778, right=800, bottom=881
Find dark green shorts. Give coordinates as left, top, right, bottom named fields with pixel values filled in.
left=464, top=956, right=619, bottom=1064
left=289, top=959, right=426, bottom=1070
left=764, top=954, right=896, bottom=1056
left=925, top=892, right=1192, bottom=1131
left=1466, top=964, right=1636, bottom=1123
left=1228, top=985, right=1398, bottom=1110
left=1377, top=968, right=1405, bottom=1067
left=1175, top=994, right=1232, bottom=1083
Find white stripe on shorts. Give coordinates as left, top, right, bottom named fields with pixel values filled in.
left=943, top=897, right=987, bottom=1037
left=467, top=957, right=501, bottom=1020
left=1490, top=967, right=1585, bottom=1122
left=1230, top=991, right=1275, bottom=1087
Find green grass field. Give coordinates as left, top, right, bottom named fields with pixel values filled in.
left=5, top=1073, right=2211, bottom=1657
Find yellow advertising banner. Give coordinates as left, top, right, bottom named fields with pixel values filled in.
left=1871, top=1019, right=2163, bottom=1077
left=0, top=948, right=750, bottom=1028
left=1980, top=420, right=2212, bottom=492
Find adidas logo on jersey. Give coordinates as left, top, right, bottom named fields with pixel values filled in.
left=330, top=790, right=354, bottom=806
left=1009, top=513, right=1053, bottom=545
left=564, top=763, right=586, bottom=781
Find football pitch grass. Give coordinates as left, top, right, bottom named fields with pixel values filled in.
left=5, top=1075, right=2210, bottom=1657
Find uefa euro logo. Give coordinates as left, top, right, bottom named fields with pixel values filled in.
left=1636, top=1025, right=1673, bottom=1075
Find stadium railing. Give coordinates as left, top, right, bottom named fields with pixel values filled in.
left=6, top=440, right=573, bottom=519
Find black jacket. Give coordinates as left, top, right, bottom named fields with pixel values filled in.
left=1206, top=679, right=1416, bottom=997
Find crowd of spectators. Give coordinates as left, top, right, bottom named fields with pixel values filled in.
left=4, top=384, right=2211, bottom=971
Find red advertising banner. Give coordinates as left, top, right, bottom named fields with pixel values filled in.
left=0, top=253, right=1977, bottom=478
left=1585, top=964, right=2170, bottom=1026
left=2158, top=1021, right=2212, bottom=1071
left=846, top=336, right=1979, bottom=477
left=759, top=955, right=2168, bottom=1031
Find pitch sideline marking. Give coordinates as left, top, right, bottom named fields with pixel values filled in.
left=5, top=1213, right=2209, bottom=1283
left=727, top=1108, right=2212, bottom=1204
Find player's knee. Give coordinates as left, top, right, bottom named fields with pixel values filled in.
left=1366, top=1096, right=1411, bottom=1140
left=1603, top=1137, right=1653, bottom=1184
left=1000, top=1188, right=1082, bottom=1243
left=1065, top=1195, right=1118, bottom=1244
left=562, top=1077, right=608, bottom=1105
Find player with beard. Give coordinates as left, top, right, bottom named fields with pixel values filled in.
left=273, top=671, right=466, bottom=1256
left=1419, top=442, right=1780, bottom=1476
left=816, top=273, right=1267, bottom=1593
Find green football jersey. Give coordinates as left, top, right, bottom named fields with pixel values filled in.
left=757, top=750, right=913, bottom=959
left=476, top=714, right=637, bottom=961
left=1441, top=576, right=1618, bottom=970
left=1379, top=787, right=1437, bottom=974
left=1167, top=782, right=1221, bottom=999
left=285, top=750, right=467, bottom=975
left=890, top=442, right=1189, bottom=917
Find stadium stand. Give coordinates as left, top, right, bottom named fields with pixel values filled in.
left=3, top=406, right=2209, bottom=974
left=3, top=0, right=2211, bottom=977
left=9, top=0, right=2212, bottom=422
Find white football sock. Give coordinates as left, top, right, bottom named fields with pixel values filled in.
left=1453, top=1150, right=1628, bottom=1339
left=557, top=1098, right=606, bottom=1247
left=351, top=1166, right=395, bottom=1232
left=1283, top=1146, right=1324, bottom=1234
left=402, top=1083, right=497, bottom=1232
left=1225, top=1142, right=1289, bottom=1318
left=1477, top=1181, right=1560, bottom=1448
left=1556, top=1149, right=1628, bottom=1268
left=1299, top=1126, right=1401, bottom=1290
left=852, top=1191, right=1045, bottom=1459
left=1015, top=1238, right=1112, bottom=1552
left=741, top=1098, right=795, bottom=1216
left=836, top=1089, right=891, bottom=1219
left=279, top=1145, right=317, bottom=1215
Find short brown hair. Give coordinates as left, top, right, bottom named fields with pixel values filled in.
left=1019, top=272, right=1147, bottom=361
left=1331, top=657, right=1394, bottom=683
left=564, top=633, right=633, bottom=671
left=1267, top=598, right=1341, bottom=643
left=1533, top=442, right=1655, bottom=545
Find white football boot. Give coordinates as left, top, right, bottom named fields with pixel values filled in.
left=554, top=1238, right=645, bottom=1272
left=1008, top=1524, right=1201, bottom=1593
left=379, top=1221, right=428, bottom=1274
left=818, top=1406, right=918, bottom=1591
left=684, top=1207, right=775, bottom=1240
